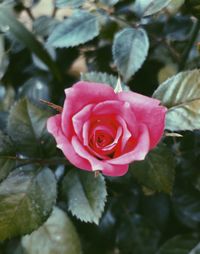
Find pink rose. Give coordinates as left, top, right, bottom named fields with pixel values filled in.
left=47, top=81, right=166, bottom=176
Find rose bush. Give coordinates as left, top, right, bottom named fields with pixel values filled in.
left=47, top=81, right=167, bottom=176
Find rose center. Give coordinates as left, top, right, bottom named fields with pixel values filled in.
left=95, top=131, right=114, bottom=148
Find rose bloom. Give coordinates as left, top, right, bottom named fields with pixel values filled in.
left=47, top=81, right=166, bottom=176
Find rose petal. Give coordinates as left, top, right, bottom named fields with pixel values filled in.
left=108, top=124, right=150, bottom=164
left=72, top=104, right=94, bottom=140
left=116, top=116, right=132, bottom=151
left=118, top=91, right=167, bottom=148
left=62, top=82, right=117, bottom=138
left=92, top=100, right=138, bottom=136
left=47, top=114, right=91, bottom=171
left=71, top=136, right=129, bottom=176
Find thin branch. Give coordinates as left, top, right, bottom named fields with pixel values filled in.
left=40, top=99, right=63, bottom=112
left=24, top=7, right=35, bottom=21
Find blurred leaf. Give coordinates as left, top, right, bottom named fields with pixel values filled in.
left=157, top=234, right=200, bottom=254
left=173, top=188, right=200, bottom=229
left=0, top=84, right=15, bottom=111
left=116, top=214, right=160, bottom=254
left=99, top=0, right=119, bottom=6
left=112, top=28, right=149, bottom=82
left=144, top=0, right=172, bottom=16
left=0, top=34, right=9, bottom=79
left=0, top=6, right=62, bottom=83
left=167, top=0, right=185, bottom=14
left=132, top=0, right=171, bottom=17
left=164, top=16, right=193, bottom=42
left=0, top=112, right=8, bottom=131
left=47, top=10, right=100, bottom=48
left=55, top=0, right=84, bottom=8
left=18, top=78, right=50, bottom=102
left=130, top=144, right=175, bottom=194
left=33, top=16, right=59, bottom=38
left=141, top=193, right=170, bottom=230
left=62, top=170, right=107, bottom=224
left=153, top=69, right=200, bottom=131
left=7, top=98, right=56, bottom=157
left=22, top=206, right=82, bottom=254
left=0, top=166, right=57, bottom=241
left=0, top=130, right=16, bottom=181
left=32, top=47, right=56, bottom=71
left=81, top=71, right=129, bottom=90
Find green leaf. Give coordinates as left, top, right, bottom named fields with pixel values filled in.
left=22, top=207, right=82, bottom=254
left=153, top=69, right=200, bottom=131
left=116, top=214, right=160, bottom=254
left=173, top=188, right=200, bottom=228
left=112, top=28, right=149, bottom=82
left=7, top=98, right=56, bottom=157
left=47, top=10, right=100, bottom=48
left=55, top=0, right=85, bottom=8
left=144, top=0, right=172, bottom=16
left=157, top=234, right=200, bottom=254
left=18, top=78, right=50, bottom=102
left=0, top=166, right=57, bottom=241
left=33, top=16, right=59, bottom=38
left=133, top=0, right=171, bottom=17
left=81, top=71, right=129, bottom=91
left=130, top=144, right=175, bottom=194
left=0, top=5, right=62, bottom=83
left=99, top=0, right=119, bottom=6
left=0, top=34, right=9, bottom=79
left=62, top=170, right=107, bottom=224
left=0, top=131, right=16, bottom=181
left=0, top=84, right=15, bottom=111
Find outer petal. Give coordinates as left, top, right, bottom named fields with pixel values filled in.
left=72, top=104, right=94, bottom=140
left=72, top=136, right=129, bottom=176
left=47, top=114, right=91, bottom=171
left=62, top=81, right=117, bottom=138
left=108, top=124, right=150, bottom=165
left=118, top=91, right=167, bottom=148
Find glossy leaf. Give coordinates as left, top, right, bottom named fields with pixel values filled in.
left=144, top=0, right=172, bottom=16
left=153, top=69, right=200, bottom=131
left=130, top=144, right=175, bottom=194
left=18, top=78, right=50, bottom=102
left=55, top=0, right=84, bottom=8
left=62, top=170, right=107, bottom=224
left=157, top=234, right=200, bottom=254
left=33, top=16, right=59, bottom=38
left=47, top=10, right=100, bottom=48
left=112, top=28, right=149, bottom=82
left=7, top=98, right=56, bottom=157
left=22, top=207, right=82, bottom=254
left=0, top=166, right=57, bottom=241
left=0, top=131, right=16, bottom=181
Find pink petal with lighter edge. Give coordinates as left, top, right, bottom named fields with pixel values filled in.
left=108, top=124, right=150, bottom=165
left=61, top=82, right=117, bottom=138
left=72, top=103, right=94, bottom=140
left=118, top=91, right=167, bottom=149
left=71, top=136, right=129, bottom=176
left=47, top=114, right=92, bottom=171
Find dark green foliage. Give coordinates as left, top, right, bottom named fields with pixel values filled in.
left=0, top=0, right=200, bottom=253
